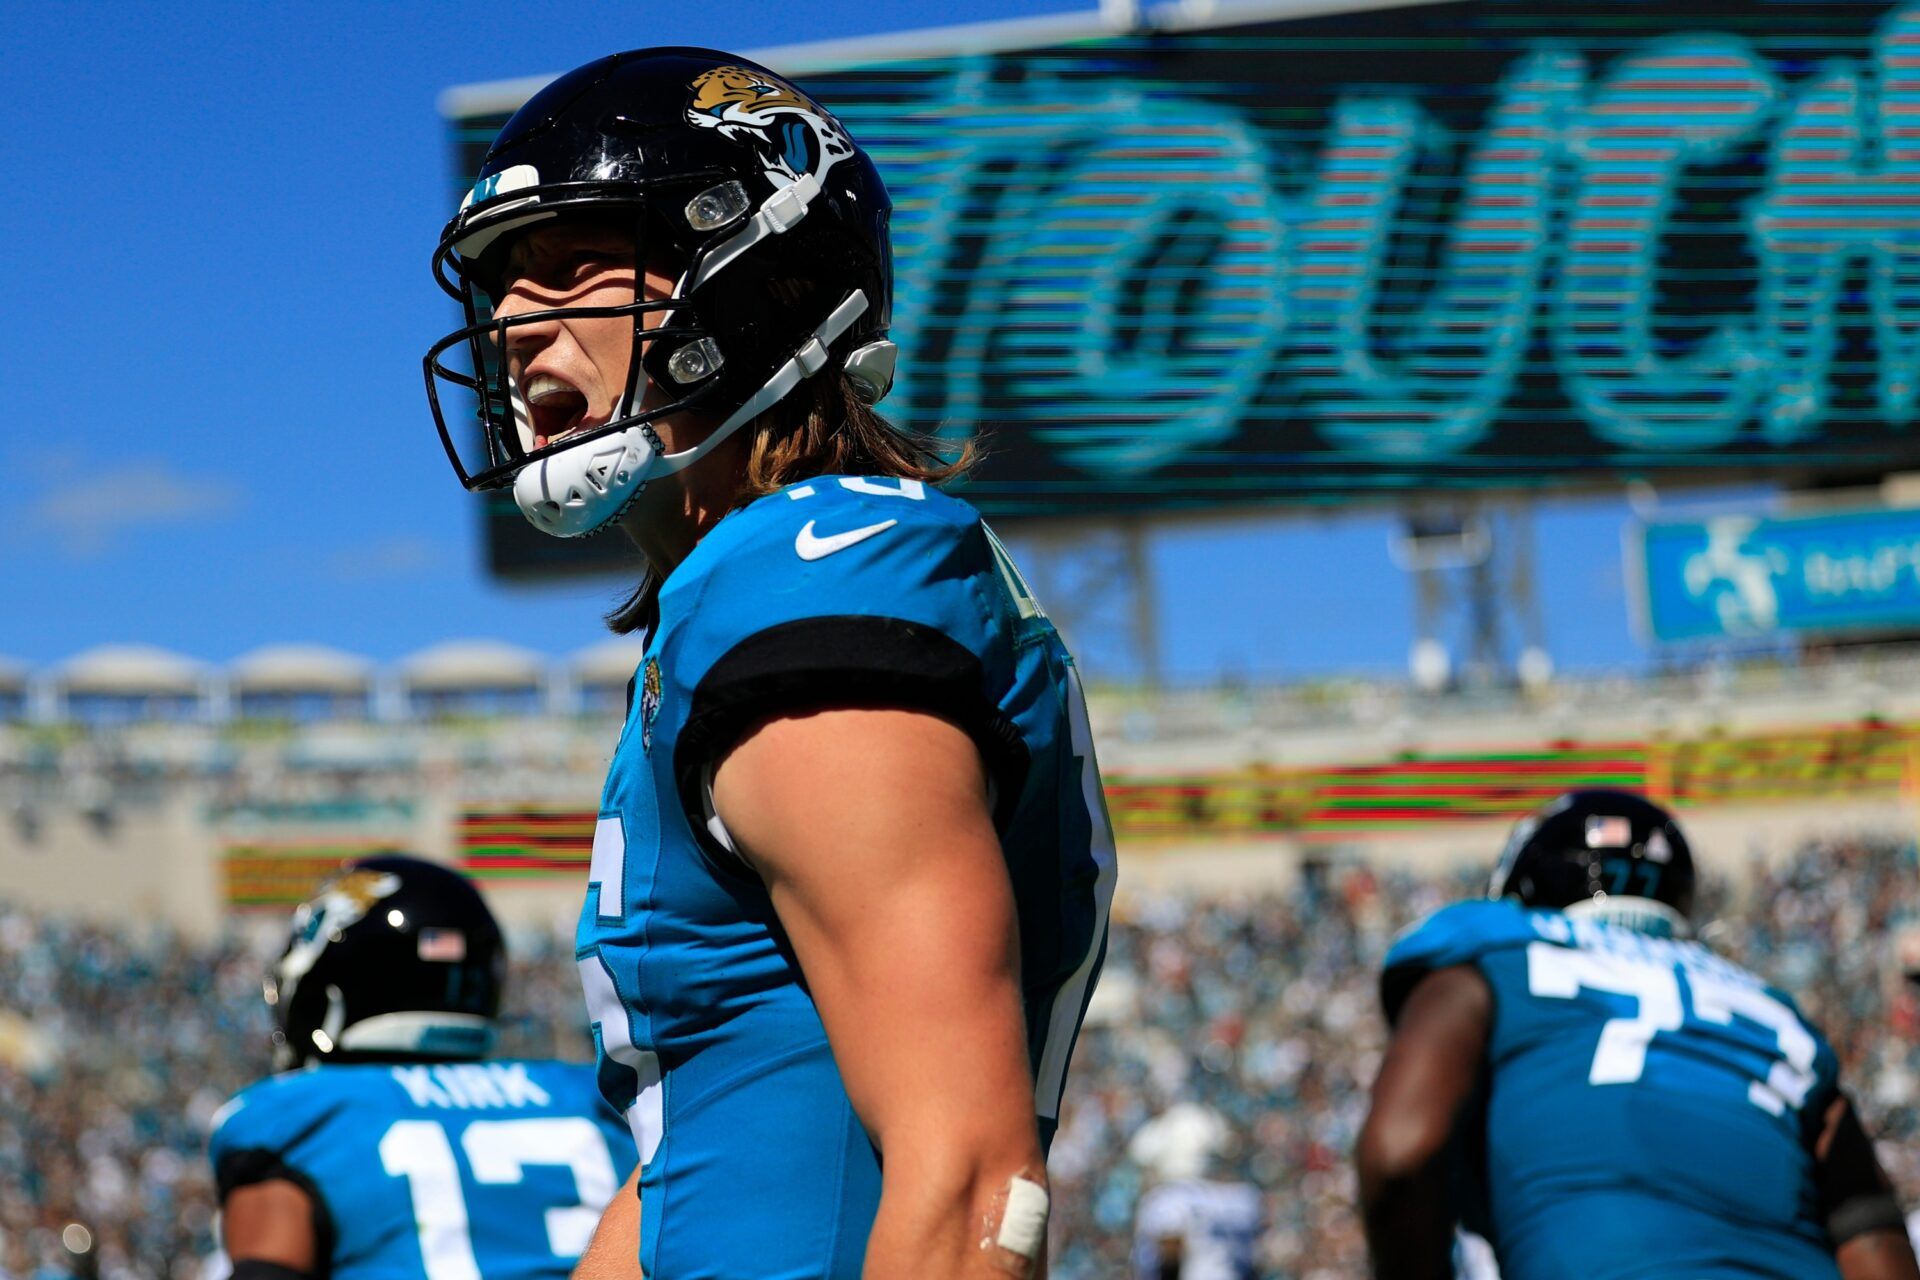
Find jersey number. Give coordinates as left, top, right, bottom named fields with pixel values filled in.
left=378, top=1117, right=618, bottom=1279
left=1524, top=943, right=1818, bottom=1114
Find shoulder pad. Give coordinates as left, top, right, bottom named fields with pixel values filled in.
left=662, top=473, right=1011, bottom=707
left=668, top=475, right=977, bottom=600
left=659, top=475, right=1029, bottom=844
left=1381, top=900, right=1545, bottom=1022
left=208, top=1070, right=351, bottom=1188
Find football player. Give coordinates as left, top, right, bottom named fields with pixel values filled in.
left=422, top=48, right=1115, bottom=1279
left=209, top=855, right=638, bottom=1280
left=1128, top=1103, right=1262, bottom=1280
left=1357, top=790, right=1919, bottom=1280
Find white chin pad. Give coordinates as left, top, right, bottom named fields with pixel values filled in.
left=511, top=424, right=658, bottom=538
left=988, top=1176, right=1049, bottom=1271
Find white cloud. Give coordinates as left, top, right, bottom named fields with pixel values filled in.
left=27, top=460, right=243, bottom=556
left=323, top=535, right=445, bottom=583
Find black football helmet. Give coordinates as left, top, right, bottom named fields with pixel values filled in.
left=425, top=47, right=897, bottom=537
left=1490, top=789, right=1696, bottom=934
left=265, top=854, right=506, bottom=1070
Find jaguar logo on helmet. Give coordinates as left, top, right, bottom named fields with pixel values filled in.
left=685, top=65, right=856, bottom=184
left=278, top=868, right=402, bottom=1004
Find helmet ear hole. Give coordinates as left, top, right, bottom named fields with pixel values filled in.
left=766, top=276, right=816, bottom=307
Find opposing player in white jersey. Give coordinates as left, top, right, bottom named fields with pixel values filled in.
left=1130, top=1103, right=1262, bottom=1280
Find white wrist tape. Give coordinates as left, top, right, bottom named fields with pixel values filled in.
left=995, top=1176, right=1050, bottom=1261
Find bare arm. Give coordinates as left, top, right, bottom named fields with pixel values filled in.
left=1814, top=1092, right=1920, bottom=1280
left=713, top=706, right=1047, bottom=1280
left=222, top=1180, right=319, bottom=1274
left=572, top=1165, right=643, bottom=1279
left=1355, top=964, right=1493, bottom=1280
left=1152, top=1234, right=1182, bottom=1280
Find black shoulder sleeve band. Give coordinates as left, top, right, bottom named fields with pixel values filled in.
left=1380, top=964, right=1428, bottom=1026
left=1828, top=1194, right=1908, bottom=1246
left=676, top=615, right=1031, bottom=856
left=1814, top=1091, right=1908, bottom=1246
left=216, top=1149, right=337, bottom=1278
left=231, top=1262, right=314, bottom=1280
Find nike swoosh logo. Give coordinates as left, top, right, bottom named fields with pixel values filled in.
left=795, top=518, right=898, bottom=561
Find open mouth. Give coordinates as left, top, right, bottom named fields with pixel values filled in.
left=524, top=372, right=591, bottom=449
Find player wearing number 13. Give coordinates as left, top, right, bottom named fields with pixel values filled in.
left=1358, top=790, right=1919, bottom=1280
left=208, top=856, right=639, bottom=1280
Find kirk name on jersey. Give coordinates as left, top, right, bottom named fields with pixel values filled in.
left=211, top=1059, right=638, bottom=1278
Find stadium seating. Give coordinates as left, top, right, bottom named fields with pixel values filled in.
left=0, top=836, right=1911, bottom=1278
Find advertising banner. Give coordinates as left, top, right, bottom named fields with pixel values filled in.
left=458, top=719, right=1914, bottom=867
left=1634, top=505, right=1920, bottom=642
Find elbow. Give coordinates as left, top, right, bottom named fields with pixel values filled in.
left=918, top=1145, right=1049, bottom=1222
left=881, top=1142, right=1050, bottom=1267
left=1356, top=1108, right=1451, bottom=1203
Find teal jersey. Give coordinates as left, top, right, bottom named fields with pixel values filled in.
left=1384, top=901, right=1842, bottom=1280
left=578, top=475, right=1116, bottom=1279
left=210, top=1059, right=638, bottom=1278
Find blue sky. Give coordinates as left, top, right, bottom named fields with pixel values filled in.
left=0, top=0, right=1658, bottom=685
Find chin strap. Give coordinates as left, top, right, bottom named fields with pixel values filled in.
left=652, top=287, right=871, bottom=477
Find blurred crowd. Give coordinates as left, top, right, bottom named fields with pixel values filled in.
left=0, top=833, right=1914, bottom=1279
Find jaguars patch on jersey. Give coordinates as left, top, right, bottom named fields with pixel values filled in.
left=1383, top=899, right=1842, bottom=1280
left=210, top=1060, right=637, bottom=1278
left=578, top=475, right=1116, bottom=1279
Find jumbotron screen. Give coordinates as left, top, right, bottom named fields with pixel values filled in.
left=447, top=0, right=1920, bottom=575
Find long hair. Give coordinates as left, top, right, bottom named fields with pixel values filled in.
left=604, top=371, right=975, bottom=634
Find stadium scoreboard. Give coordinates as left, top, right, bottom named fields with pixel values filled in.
left=445, top=0, right=1920, bottom=577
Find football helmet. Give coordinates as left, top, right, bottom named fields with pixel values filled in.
left=1489, top=789, right=1696, bottom=937
left=265, top=854, right=505, bottom=1070
left=424, top=47, right=898, bottom=538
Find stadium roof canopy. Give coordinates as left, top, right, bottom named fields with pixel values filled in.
left=436, top=0, right=1438, bottom=116
left=58, top=644, right=207, bottom=697
left=229, top=644, right=374, bottom=695
left=400, top=640, right=546, bottom=692
left=573, top=638, right=650, bottom=689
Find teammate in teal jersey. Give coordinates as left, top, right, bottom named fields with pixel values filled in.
left=422, top=48, right=1115, bottom=1280
left=1357, top=791, right=1918, bottom=1280
left=209, top=855, right=638, bottom=1280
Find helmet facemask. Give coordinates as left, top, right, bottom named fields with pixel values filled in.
left=426, top=172, right=886, bottom=539
left=424, top=190, right=726, bottom=497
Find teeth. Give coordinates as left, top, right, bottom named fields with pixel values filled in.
left=524, top=373, right=581, bottom=405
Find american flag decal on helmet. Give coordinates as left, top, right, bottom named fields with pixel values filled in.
left=1585, top=815, right=1634, bottom=849
left=417, top=928, right=468, bottom=962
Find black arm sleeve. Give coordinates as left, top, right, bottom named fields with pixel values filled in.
left=215, top=1149, right=337, bottom=1278
left=231, top=1263, right=314, bottom=1280
left=1815, top=1093, right=1907, bottom=1246
left=675, top=615, right=1031, bottom=856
